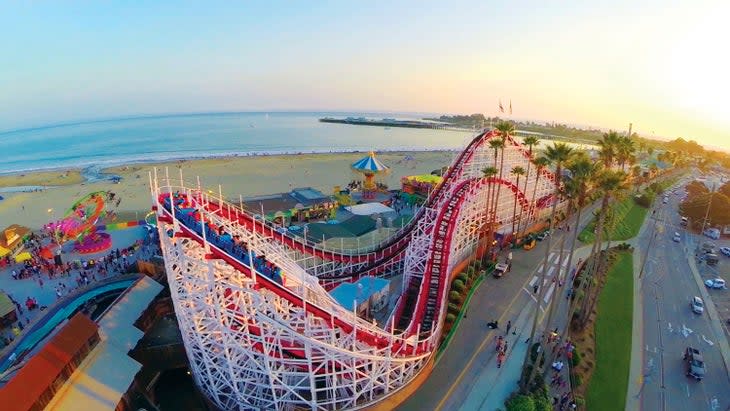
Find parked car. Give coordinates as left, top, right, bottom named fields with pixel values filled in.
left=701, top=242, right=716, bottom=254
left=663, top=196, right=669, bottom=204
left=673, top=232, right=681, bottom=242
left=705, top=278, right=726, bottom=289
left=720, top=247, right=730, bottom=257
left=690, top=296, right=704, bottom=314
left=705, top=253, right=720, bottom=266
left=493, top=262, right=510, bottom=278
left=680, top=216, right=689, bottom=227
left=704, top=228, right=721, bottom=240
left=684, top=347, right=706, bottom=380
left=536, top=230, right=551, bottom=241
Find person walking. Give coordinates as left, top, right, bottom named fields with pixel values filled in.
left=505, top=320, right=512, bottom=335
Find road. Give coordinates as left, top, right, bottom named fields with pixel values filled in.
left=637, top=178, right=730, bottom=411
left=398, top=203, right=600, bottom=411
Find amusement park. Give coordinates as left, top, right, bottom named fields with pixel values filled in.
left=149, top=127, right=566, bottom=411
left=0, top=122, right=713, bottom=411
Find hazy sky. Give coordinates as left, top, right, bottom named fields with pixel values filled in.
left=2, top=1, right=728, bottom=149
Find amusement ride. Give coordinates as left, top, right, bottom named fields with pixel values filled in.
left=151, top=129, right=564, bottom=410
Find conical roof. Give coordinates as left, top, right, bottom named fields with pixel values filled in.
left=351, top=151, right=389, bottom=173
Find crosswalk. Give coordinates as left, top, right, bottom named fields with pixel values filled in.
left=526, top=252, right=569, bottom=304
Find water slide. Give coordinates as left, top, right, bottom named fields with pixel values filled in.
left=0, top=277, right=138, bottom=377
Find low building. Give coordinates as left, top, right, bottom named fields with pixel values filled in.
left=330, top=276, right=389, bottom=317
left=0, top=313, right=100, bottom=411
left=0, top=224, right=31, bottom=258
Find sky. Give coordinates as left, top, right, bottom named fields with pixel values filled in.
left=1, top=1, right=729, bottom=149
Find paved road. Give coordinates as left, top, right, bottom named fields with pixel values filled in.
left=637, top=179, right=730, bottom=411
left=398, top=203, right=600, bottom=411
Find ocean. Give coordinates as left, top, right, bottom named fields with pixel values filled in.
left=0, top=112, right=473, bottom=175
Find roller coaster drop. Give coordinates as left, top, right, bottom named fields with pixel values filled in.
left=152, top=129, right=564, bottom=410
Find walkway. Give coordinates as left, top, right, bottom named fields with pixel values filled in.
left=398, top=202, right=600, bottom=411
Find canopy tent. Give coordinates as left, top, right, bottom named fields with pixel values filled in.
left=15, top=252, right=32, bottom=263
left=345, top=202, right=395, bottom=216
left=0, top=246, right=10, bottom=258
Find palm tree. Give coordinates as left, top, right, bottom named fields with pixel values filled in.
left=510, top=166, right=526, bottom=236
left=579, top=169, right=629, bottom=327
left=481, top=166, right=498, bottom=259
left=518, top=136, right=540, bottom=236
left=631, top=164, right=643, bottom=192
left=540, top=153, right=599, bottom=373
left=597, top=131, right=621, bottom=168
left=616, top=136, right=636, bottom=171
left=488, top=132, right=507, bottom=251
left=521, top=142, right=574, bottom=390
left=527, top=156, right=550, bottom=233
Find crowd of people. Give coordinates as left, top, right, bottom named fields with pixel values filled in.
left=0, top=225, right=161, bottom=350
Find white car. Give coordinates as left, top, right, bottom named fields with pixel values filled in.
left=720, top=247, right=730, bottom=257
left=690, top=296, right=704, bottom=314
left=705, top=278, right=726, bottom=289
left=673, top=232, right=681, bottom=242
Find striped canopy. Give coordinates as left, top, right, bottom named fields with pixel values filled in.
left=351, top=151, right=389, bottom=174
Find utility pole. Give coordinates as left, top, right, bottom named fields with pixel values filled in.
left=627, top=122, right=633, bottom=138
left=701, top=182, right=716, bottom=234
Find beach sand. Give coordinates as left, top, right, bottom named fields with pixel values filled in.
left=0, top=169, right=84, bottom=188
left=0, top=151, right=455, bottom=229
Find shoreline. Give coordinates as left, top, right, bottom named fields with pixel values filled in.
left=0, top=148, right=459, bottom=189
left=0, top=150, right=456, bottom=230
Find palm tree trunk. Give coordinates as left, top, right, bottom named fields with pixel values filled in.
left=529, top=171, right=542, bottom=233
left=541, top=197, right=584, bottom=374
left=579, top=194, right=609, bottom=327
left=521, top=166, right=562, bottom=390
left=512, top=175, right=521, bottom=237
left=518, top=150, right=533, bottom=236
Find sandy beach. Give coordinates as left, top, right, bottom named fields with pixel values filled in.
left=0, top=151, right=455, bottom=229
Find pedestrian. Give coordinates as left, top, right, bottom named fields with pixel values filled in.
left=505, top=320, right=512, bottom=335
left=533, top=284, right=539, bottom=294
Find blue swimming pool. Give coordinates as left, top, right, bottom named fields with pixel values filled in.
left=0, top=278, right=136, bottom=374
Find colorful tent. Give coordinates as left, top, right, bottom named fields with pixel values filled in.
left=351, top=152, right=389, bottom=174
left=351, top=152, right=389, bottom=198
left=14, top=252, right=32, bottom=263
left=0, top=246, right=10, bottom=258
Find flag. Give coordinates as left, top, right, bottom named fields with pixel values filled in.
left=498, top=100, right=504, bottom=113
left=509, top=100, right=512, bottom=115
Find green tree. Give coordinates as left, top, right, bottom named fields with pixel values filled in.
left=523, top=142, right=574, bottom=389
left=631, top=164, right=643, bottom=192
left=679, top=192, right=730, bottom=227
left=506, top=394, right=536, bottom=411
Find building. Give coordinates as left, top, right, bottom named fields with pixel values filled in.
left=0, top=276, right=165, bottom=411
left=330, top=276, right=390, bottom=317
left=0, top=224, right=31, bottom=259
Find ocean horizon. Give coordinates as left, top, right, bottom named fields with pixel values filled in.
left=0, top=111, right=473, bottom=175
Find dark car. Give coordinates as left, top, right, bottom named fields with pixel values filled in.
left=536, top=230, right=551, bottom=241
left=684, top=346, right=706, bottom=380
